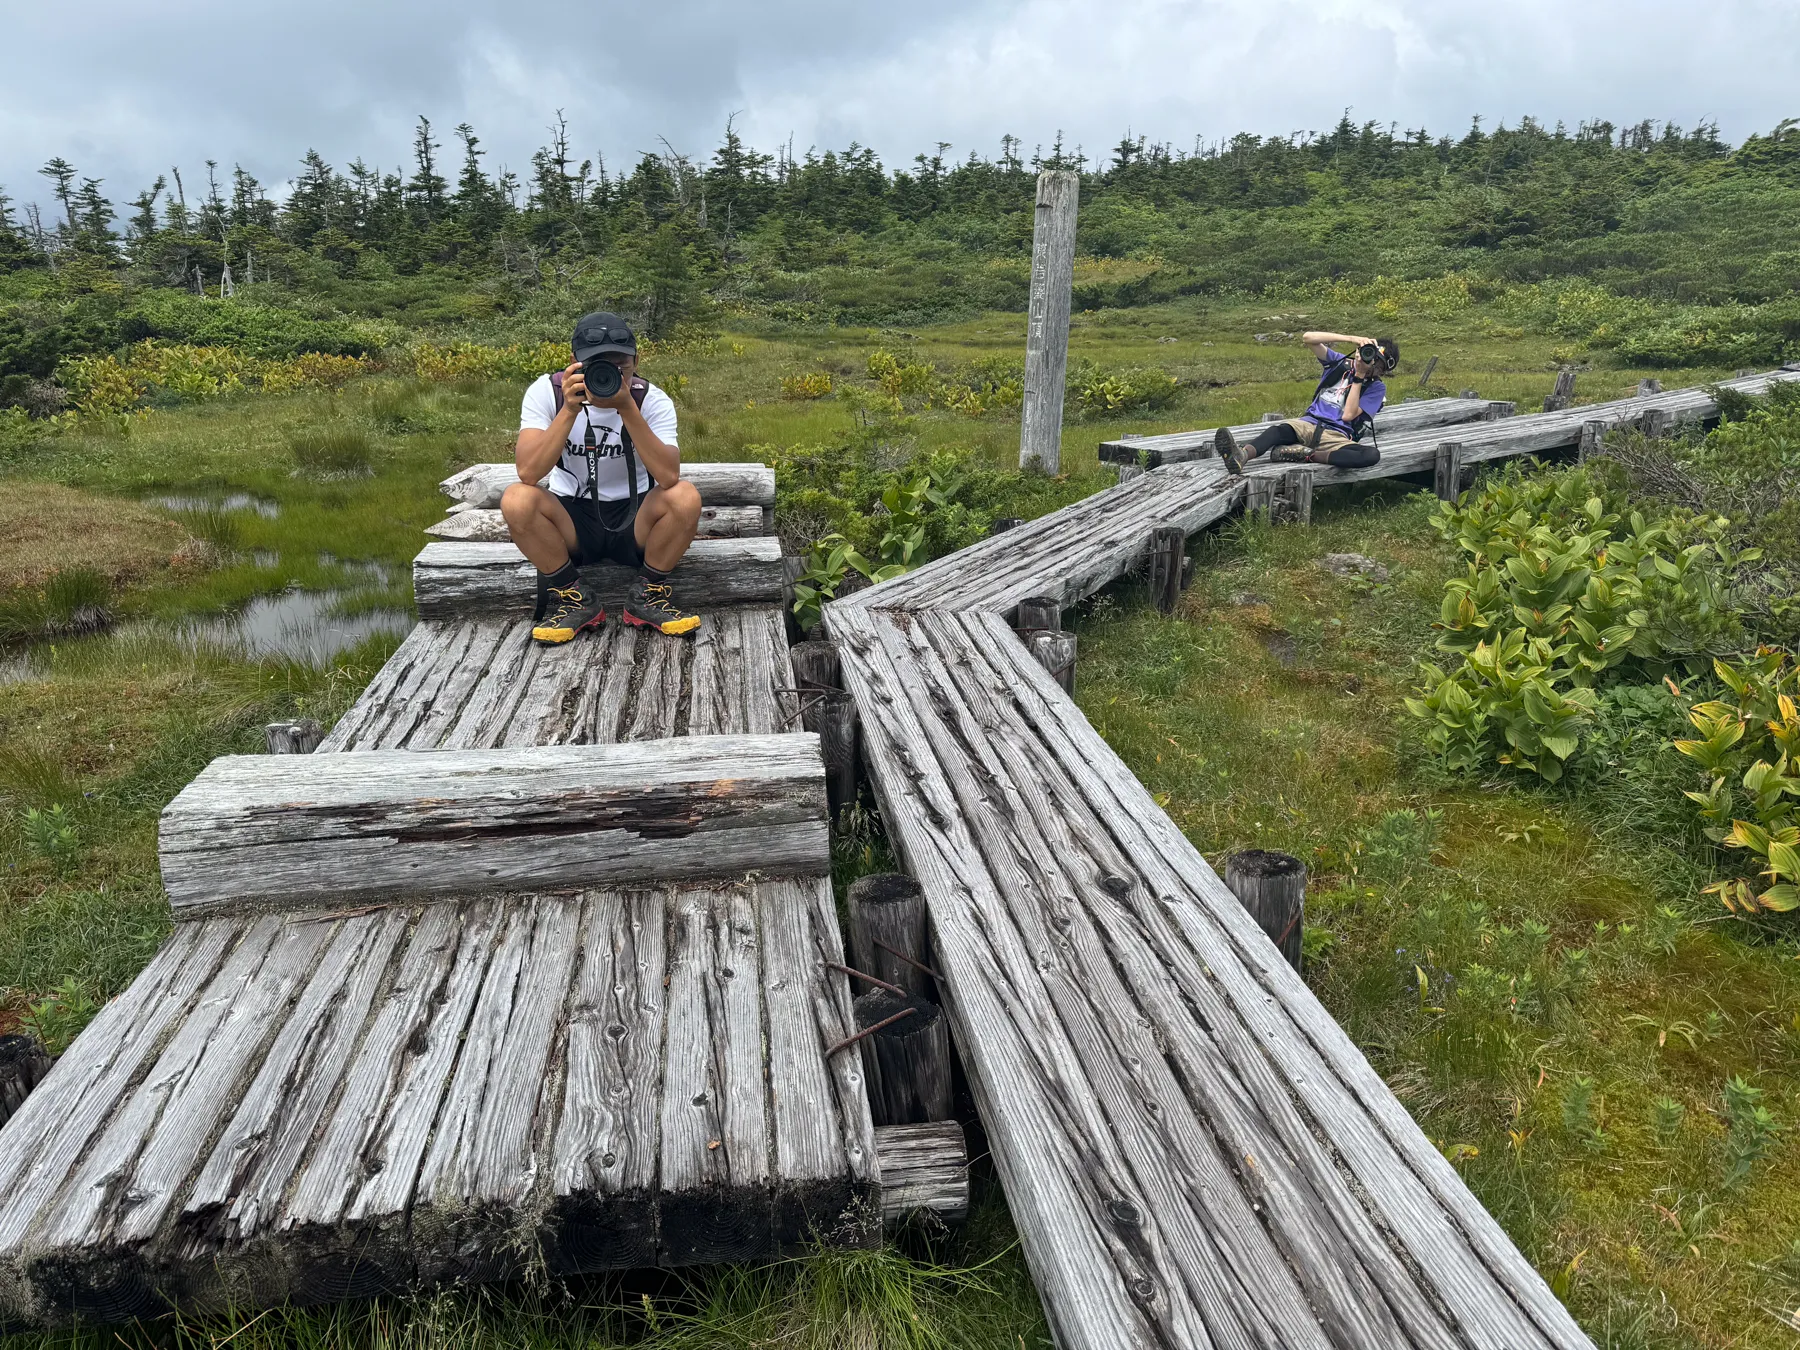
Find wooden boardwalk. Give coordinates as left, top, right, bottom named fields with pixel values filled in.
left=822, top=369, right=1797, bottom=1349
left=0, top=471, right=901, bottom=1326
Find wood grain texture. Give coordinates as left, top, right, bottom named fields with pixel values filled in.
left=414, top=538, right=785, bottom=619
left=823, top=601, right=1597, bottom=1349
left=875, top=1121, right=969, bottom=1223
left=159, top=736, right=832, bottom=913
left=441, top=460, right=777, bottom=510
left=1020, top=171, right=1079, bottom=473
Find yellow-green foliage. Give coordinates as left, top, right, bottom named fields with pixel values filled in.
left=61, top=342, right=371, bottom=414
left=780, top=371, right=834, bottom=400
left=1677, top=651, right=1800, bottom=914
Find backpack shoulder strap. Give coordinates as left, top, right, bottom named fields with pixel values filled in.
left=549, top=370, right=565, bottom=415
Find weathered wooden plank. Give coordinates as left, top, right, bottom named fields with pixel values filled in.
left=624, top=631, right=689, bottom=742
left=689, top=608, right=788, bottom=736
left=0, top=921, right=237, bottom=1320
left=279, top=902, right=498, bottom=1301
left=935, top=612, right=1457, bottom=1349
left=498, top=630, right=596, bottom=749
left=658, top=886, right=773, bottom=1262
left=954, top=608, right=1593, bottom=1348
left=412, top=895, right=582, bottom=1282
left=354, top=620, right=486, bottom=751
left=415, top=538, right=784, bottom=620
left=399, top=621, right=513, bottom=749
left=568, top=623, right=640, bottom=745
left=854, top=608, right=1328, bottom=1349
left=547, top=888, right=667, bottom=1272
left=441, top=460, right=777, bottom=510
left=427, top=504, right=765, bottom=542
left=159, top=736, right=832, bottom=914
left=315, top=623, right=432, bottom=752
left=179, top=910, right=410, bottom=1270
left=437, top=624, right=543, bottom=750
left=759, top=876, right=879, bottom=1250
left=875, top=1121, right=969, bottom=1223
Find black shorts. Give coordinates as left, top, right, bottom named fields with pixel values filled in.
left=556, top=493, right=645, bottom=568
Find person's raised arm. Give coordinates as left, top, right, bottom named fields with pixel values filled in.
left=516, top=363, right=584, bottom=483
left=1301, top=330, right=1374, bottom=362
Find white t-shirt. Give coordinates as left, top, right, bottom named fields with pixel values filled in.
left=518, top=374, right=679, bottom=502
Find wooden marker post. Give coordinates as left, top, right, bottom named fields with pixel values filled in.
left=848, top=872, right=933, bottom=999
left=1433, top=443, right=1465, bottom=502
left=1578, top=420, right=1606, bottom=463
left=1019, top=171, right=1079, bottom=473
left=803, top=691, right=860, bottom=818
left=0, top=1034, right=53, bottom=1130
left=1277, top=468, right=1313, bottom=526
left=854, top=989, right=953, bottom=1126
left=1015, top=595, right=1062, bottom=634
left=1640, top=407, right=1671, bottom=439
left=264, top=719, right=322, bottom=755
left=1028, top=630, right=1077, bottom=695
left=1148, top=527, right=1185, bottom=613
left=1543, top=367, right=1577, bottom=412
left=790, top=641, right=840, bottom=692
left=1224, top=849, right=1307, bottom=972
left=1416, top=355, right=1439, bottom=388
left=1260, top=411, right=1285, bottom=423
left=1636, top=378, right=1662, bottom=397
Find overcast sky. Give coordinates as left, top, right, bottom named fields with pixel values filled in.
left=3, top=0, right=1797, bottom=213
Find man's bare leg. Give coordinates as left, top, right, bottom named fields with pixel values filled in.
left=500, top=483, right=580, bottom=572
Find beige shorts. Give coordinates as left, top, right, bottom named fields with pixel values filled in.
left=1279, top=419, right=1356, bottom=454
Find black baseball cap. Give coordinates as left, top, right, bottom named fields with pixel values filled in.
left=572, top=311, right=637, bottom=361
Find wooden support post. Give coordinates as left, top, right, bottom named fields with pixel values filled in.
left=1260, top=411, right=1285, bottom=423
left=1224, top=849, right=1306, bottom=972
left=1243, top=476, right=1276, bottom=519
left=802, top=690, right=860, bottom=819
left=1015, top=595, right=1062, bottom=634
left=1640, top=407, right=1671, bottom=439
left=1636, top=378, right=1662, bottom=397
left=848, top=872, right=934, bottom=999
left=875, top=1121, right=969, bottom=1225
left=1457, top=388, right=1480, bottom=399
left=1484, top=400, right=1516, bottom=420
left=1737, top=368, right=1755, bottom=378
left=1433, top=443, right=1464, bottom=502
left=1543, top=366, right=1577, bottom=412
left=264, top=719, right=322, bottom=755
left=1027, top=630, right=1077, bottom=695
left=988, top=517, right=1025, bottom=536
left=1020, top=171, right=1079, bottom=473
left=1416, top=355, right=1439, bottom=388
left=0, top=1034, right=53, bottom=1130
left=790, top=640, right=840, bottom=692
left=1578, top=420, right=1606, bottom=463
left=1116, top=463, right=1146, bottom=486
left=779, top=554, right=807, bottom=643
left=1277, top=468, right=1313, bottom=526
left=1147, top=526, right=1185, bottom=614
left=854, top=989, right=953, bottom=1126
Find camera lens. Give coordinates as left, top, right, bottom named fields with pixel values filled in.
left=584, top=359, right=623, bottom=398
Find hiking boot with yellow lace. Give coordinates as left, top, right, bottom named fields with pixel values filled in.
left=622, top=578, right=702, bottom=636
left=532, top=583, right=607, bottom=644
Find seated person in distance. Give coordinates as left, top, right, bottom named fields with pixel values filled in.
left=503, top=311, right=704, bottom=642
left=1216, top=332, right=1399, bottom=474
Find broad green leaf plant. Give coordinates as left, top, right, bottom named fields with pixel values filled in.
left=1410, top=464, right=1752, bottom=784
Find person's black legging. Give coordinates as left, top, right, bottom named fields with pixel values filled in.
left=1246, top=420, right=1380, bottom=469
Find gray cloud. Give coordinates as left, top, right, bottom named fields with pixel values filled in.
left=2, top=0, right=1795, bottom=213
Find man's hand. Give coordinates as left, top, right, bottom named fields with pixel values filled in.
left=588, top=375, right=639, bottom=413
left=559, top=362, right=589, bottom=409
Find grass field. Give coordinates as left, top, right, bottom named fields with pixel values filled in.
left=0, top=298, right=1788, bottom=1348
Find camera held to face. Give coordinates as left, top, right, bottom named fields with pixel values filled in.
left=583, top=357, right=624, bottom=400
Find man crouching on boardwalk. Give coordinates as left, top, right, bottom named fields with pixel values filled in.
left=1215, top=330, right=1399, bottom=474
left=503, top=311, right=704, bottom=642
